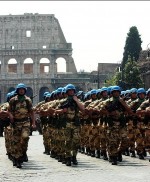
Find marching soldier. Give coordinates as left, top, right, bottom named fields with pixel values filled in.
left=129, top=88, right=146, bottom=159
left=96, top=86, right=133, bottom=165
left=8, top=83, right=36, bottom=168
left=55, top=84, right=84, bottom=166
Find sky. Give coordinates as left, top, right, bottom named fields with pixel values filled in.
left=0, top=1, right=150, bottom=72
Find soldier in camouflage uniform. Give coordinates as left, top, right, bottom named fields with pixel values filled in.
left=136, top=88, right=150, bottom=159
left=96, top=86, right=132, bottom=165
left=55, top=84, right=84, bottom=166
left=0, top=92, right=13, bottom=160
left=93, top=87, right=109, bottom=160
left=126, top=88, right=138, bottom=157
left=79, top=92, right=92, bottom=155
left=8, top=83, right=36, bottom=168
left=85, top=89, right=99, bottom=158
left=129, top=88, right=146, bottom=159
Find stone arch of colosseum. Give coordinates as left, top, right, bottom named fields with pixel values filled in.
left=0, top=13, right=77, bottom=104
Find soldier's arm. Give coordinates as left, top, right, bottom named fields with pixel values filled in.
left=73, top=95, right=85, bottom=112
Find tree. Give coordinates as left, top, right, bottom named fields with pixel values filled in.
left=122, top=55, right=143, bottom=90
left=122, top=26, right=142, bottom=69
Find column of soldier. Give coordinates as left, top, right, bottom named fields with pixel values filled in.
left=0, top=83, right=150, bottom=168
left=33, top=85, right=150, bottom=166
left=0, top=83, right=36, bottom=168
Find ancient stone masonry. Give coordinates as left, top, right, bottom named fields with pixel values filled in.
left=0, top=13, right=77, bottom=104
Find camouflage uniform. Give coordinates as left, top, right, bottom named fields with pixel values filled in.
left=137, top=98, right=150, bottom=154
left=8, top=93, right=34, bottom=168
left=129, top=96, right=146, bottom=159
left=0, top=102, right=12, bottom=158
left=56, top=84, right=84, bottom=166
left=99, top=88, right=131, bottom=165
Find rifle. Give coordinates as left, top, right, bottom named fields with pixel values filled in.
left=30, top=94, right=37, bottom=100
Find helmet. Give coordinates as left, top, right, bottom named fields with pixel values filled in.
left=130, top=88, right=137, bottom=94
left=65, top=84, right=76, bottom=93
left=16, top=83, right=27, bottom=90
left=62, top=87, right=66, bottom=94
left=120, top=91, right=126, bottom=96
left=84, top=92, right=91, bottom=100
left=101, top=87, right=108, bottom=93
left=56, top=87, right=63, bottom=95
left=96, top=89, right=102, bottom=95
left=50, top=90, right=56, bottom=98
left=111, top=86, right=121, bottom=93
left=6, top=92, right=11, bottom=102
left=137, top=88, right=146, bottom=94
left=16, top=83, right=27, bottom=93
left=107, top=86, right=113, bottom=95
left=77, top=91, right=84, bottom=97
left=90, top=89, right=97, bottom=95
left=45, top=93, right=51, bottom=98
left=43, top=91, right=49, bottom=98
left=146, top=88, right=150, bottom=95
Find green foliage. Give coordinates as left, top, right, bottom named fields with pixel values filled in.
left=105, top=26, right=143, bottom=89
left=122, top=26, right=142, bottom=69
left=122, top=56, right=143, bottom=89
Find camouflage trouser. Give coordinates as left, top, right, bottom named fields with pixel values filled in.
left=42, top=124, right=48, bottom=149
left=84, top=124, right=92, bottom=149
left=89, top=125, right=100, bottom=151
left=127, top=120, right=137, bottom=151
left=99, top=124, right=107, bottom=152
left=11, top=121, right=30, bottom=159
left=135, top=122, right=145, bottom=154
left=56, top=128, right=65, bottom=156
left=51, top=127, right=57, bottom=153
left=106, top=123, right=120, bottom=157
left=44, top=124, right=51, bottom=152
left=47, top=124, right=53, bottom=152
left=4, top=126, right=12, bottom=154
left=145, top=123, right=150, bottom=153
left=118, top=126, right=129, bottom=152
left=64, top=123, right=80, bottom=158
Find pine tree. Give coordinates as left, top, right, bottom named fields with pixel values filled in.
left=122, top=26, right=142, bottom=69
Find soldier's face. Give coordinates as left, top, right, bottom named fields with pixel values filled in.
left=67, top=89, right=75, bottom=96
left=112, top=90, right=120, bottom=98
left=18, top=88, right=25, bottom=95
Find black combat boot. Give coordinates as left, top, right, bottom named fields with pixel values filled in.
left=85, top=147, right=91, bottom=156
left=50, top=150, right=56, bottom=158
left=96, top=150, right=100, bottom=158
left=130, top=150, right=136, bottom=157
left=16, top=158, right=22, bottom=168
left=78, top=146, right=81, bottom=153
left=81, top=147, right=85, bottom=154
left=125, top=148, right=130, bottom=156
left=62, top=156, right=66, bottom=164
left=22, top=152, right=28, bottom=162
left=143, top=148, right=147, bottom=157
left=109, top=156, right=112, bottom=163
left=13, top=157, right=17, bottom=166
left=58, top=155, right=62, bottom=162
left=117, top=152, right=122, bottom=162
left=100, top=151, right=104, bottom=157
left=102, top=151, right=108, bottom=160
left=43, top=147, right=48, bottom=154
left=66, top=157, right=71, bottom=166
left=91, top=150, right=95, bottom=157
left=138, top=153, right=144, bottom=160
left=111, top=156, right=117, bottom=165
left=72, top=156, right=78, bottom=165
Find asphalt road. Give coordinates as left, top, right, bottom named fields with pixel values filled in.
left=0, top=131, right=150, bottom=182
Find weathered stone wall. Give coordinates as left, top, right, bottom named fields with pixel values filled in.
left=0, top=13, right=78, bottom=104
